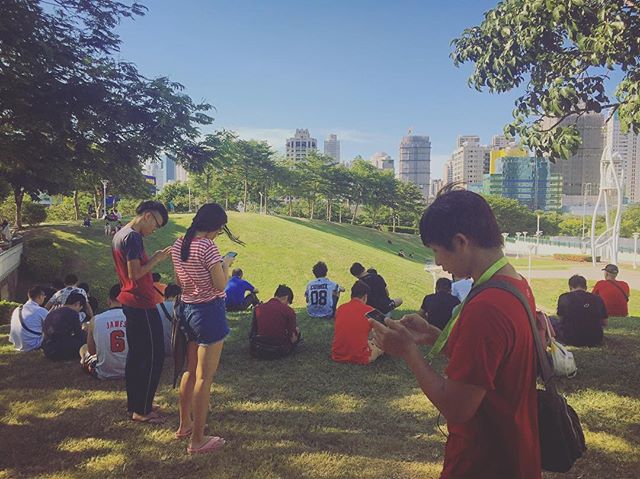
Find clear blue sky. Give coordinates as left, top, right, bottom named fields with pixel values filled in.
left=116, top=0, right=520, bottom=178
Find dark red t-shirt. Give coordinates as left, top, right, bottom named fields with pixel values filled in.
left=592, top=279, right=629, bottom=317
left=112, top=226, right=156, bottom=309
left=254, top=298, right=297, bottom=342
left=442, top=275, right=541, bottom=479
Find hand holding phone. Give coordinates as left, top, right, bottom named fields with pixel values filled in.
left=365, top=309, right=388, bottom=323
left=225, top=251, right=238, bottom=258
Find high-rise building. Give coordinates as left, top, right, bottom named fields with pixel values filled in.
left=443, top=160, right=453, bottom=184
left=429, top=178, right=443, bottom=199
left=371, top=152, right=394, bottom=171
left=398, top=134, right=431, bottom=197
left=491, top=134, right=512, bottom=150
left=547, top=113, right=605, bottom=196
left=142, top=155, right=189, bottom=191
left=449, top=135, right=489, bottom=188
left=324, top=134, right=340, bottom=162
left=286, top=129, right=317, bottom=161
left=607, top=114, right=640, bottom=202
left=483, top=154, right=562, bottom=211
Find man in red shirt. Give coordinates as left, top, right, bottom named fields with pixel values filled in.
left=370, top=188, right=541, bottom=479
left=332, top=281, right=384, bottom=364
left=251, top=285, right=300, bottom=358
left=592, top=264, right=630, bottom=317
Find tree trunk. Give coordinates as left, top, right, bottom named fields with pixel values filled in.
left=225, top=196, right=229, bottom=210
left=243, top=179, right=248, bottom=213
left=392, top=211, right=396, bottom=233
left=309, top=198, right=315, bottom=220
left=264, top=188, right=268, bottom=215
left=93, top=188, right=101, bottom=219
left=351, top=203, right=359, bottom=225
left=288, top=198, right=293, bottom=217
left=338, top=202, right=342, bottom=223
left=73, top=190, right=80, bottom=221
left=13, top=186, right=24, bottom=229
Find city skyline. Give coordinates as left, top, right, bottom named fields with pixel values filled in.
left=114, top=0, right=518, bottom=178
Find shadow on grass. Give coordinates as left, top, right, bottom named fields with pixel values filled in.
left=278, top=216, right=431, bottom=266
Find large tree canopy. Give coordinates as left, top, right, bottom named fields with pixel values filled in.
left=452, top=0, right=640, bottom=161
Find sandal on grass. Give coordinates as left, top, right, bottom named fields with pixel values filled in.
left=187, top=436, right=225, bottom=455
left=131, top=411, right=166, bottom=425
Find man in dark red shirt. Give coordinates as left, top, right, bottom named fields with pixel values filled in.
left=251, top=285, right=300, bottom=358
left=371, top=188, right=541, bottom=479
left=592, top=264, right=630, bottom=317
left=112, top=201, right=171, bottom=424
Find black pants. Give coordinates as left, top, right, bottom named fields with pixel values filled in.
left=123, top=306, right=165, bottom=415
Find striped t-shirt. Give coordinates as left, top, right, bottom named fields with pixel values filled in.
left=171, top=237, right=225, bottom=304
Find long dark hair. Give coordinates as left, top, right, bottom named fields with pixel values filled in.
left=180, top=203, right=244, bottom=262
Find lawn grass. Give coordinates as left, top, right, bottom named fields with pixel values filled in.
left=1, top=213, right=639, bottom=478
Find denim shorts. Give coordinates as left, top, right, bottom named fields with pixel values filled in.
left=179, top=297, right=229, bottom=346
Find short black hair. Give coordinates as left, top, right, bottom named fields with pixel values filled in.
left=312, top=261, right=328, bottom=278
left=28, top=285, right=45, bottom=300
left=274, top=284, right=294, bottom=304
left=152, top=272, right=162, bottom=283
left=136, top=200, right=169, bottom=227
left=232, top=268, right=243, bottom=278
left=351, top=280, right=370, bottom=299
left=350, top=262, right=365, bottom=277
left=568, top=275, right=587, bottom=290
left=420, top=187, right=502, bottom=250
left=164, top=284, right=182, bottom=299
left=88, top=296, right=99, bottom=313
left=65, top=292, right=87, bottom=307
left=435, top=277, right=453, bottom=292
left=52, top=279, right=65, bottom=290
left=78, top=282, right=90, bottom=293
left=108, top=284, right=121, bottom=301
left=64, top=274, right=78, bottom=285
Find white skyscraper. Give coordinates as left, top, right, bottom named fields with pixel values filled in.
left=429, top=178, right=443, bottom=198
left=450, top=135, right=490, bottom=188
left=607, top=114, right=640, bottom=202
left=371, top=152, right=394, bottom=171
left=398, top=134, right=431, bottom=197
left=286, top=129, right=317, bottom=161
left=324, top=134, right=340, bottom=161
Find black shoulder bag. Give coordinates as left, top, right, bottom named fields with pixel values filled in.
left=608, top=280, right=629, bottom=303
left=18, top=306, right=42, bottom=336
left=466, top=279, right=586, bottom=473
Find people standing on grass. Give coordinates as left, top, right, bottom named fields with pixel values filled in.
left=111, top=200, right=171, bottom=424
left=171, top=203, right=243, bottom=455
left=592, top=264, right=630, bottom=317
left=370, top=188, right=541, bottom=479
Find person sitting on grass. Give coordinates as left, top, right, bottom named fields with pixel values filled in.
left=331, top=281, right=384, bottom=365
left=592, top=264, right=630, bottom=317
left=349, top=262, right=402, bottom=315
left=224, top=268, right=260, bottom=312
left=45, top=273, right=94, bottom=322
left=9, top=286, right=48, bottom=352
left=418, top=277, right=460, bottom=331
left=42, top=292, right=87, bottom=361
left=250, top=285, right=300, bottom=359
left=152, top=272, right=168, bottom=305
left=305, top=261, right=345, bottom=319
left=551, top=275, right=608, bottom=347
left=79, top=284, right=128, bottom=379
left=78, top=282, right=99, bottom=317
left=157, top=283, right=182, bottom=357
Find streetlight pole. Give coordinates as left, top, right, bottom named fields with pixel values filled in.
left=634, top=232, right=639, bottom=269
left=581, top=182, right=592, bottom=245
left=258, top=192, right=264, bottom=214
left=100, top=179, right=109, bottom=218
left=515, top=232, right=521, bottom=259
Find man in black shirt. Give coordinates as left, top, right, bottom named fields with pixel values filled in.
left=350, top=262, right=403, bottom=314
left=553, top=275, right=608, bottom=347
left=419, top=278, right=461, bottom=330
left=42, top=292, right=87, bottom=360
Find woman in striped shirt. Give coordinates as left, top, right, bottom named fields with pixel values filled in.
left=171, top=203, right=243, bottom=455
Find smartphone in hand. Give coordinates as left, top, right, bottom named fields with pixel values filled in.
left=225, top=251, right=238, bottom=258
left=365, top=309, right=388, bottom=323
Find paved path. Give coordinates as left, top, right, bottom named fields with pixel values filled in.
left=526, top=265, right=640, bottom=289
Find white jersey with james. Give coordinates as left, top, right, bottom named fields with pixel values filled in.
left=306, top=278, right=340, bottom=317
left=92, top=307, right=128, bottom=379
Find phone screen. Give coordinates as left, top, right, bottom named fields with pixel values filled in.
left=365, top=309, right=387, bottom=323
left=226, top=251, right=238, bottom=258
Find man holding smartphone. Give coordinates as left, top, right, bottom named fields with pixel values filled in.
left=331, top=281, right=383, bottom=364
left=112, top=200, right=171, bottom=424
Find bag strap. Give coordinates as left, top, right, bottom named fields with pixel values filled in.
left=607, top=279, right=629, bottom=302
left=159, top=302, right=172, bottom=322
left=464, top=279, right=556, bottom=388
left=154, top=286, right=164, bottom=297
left=18, top=306, right=42, bottom=336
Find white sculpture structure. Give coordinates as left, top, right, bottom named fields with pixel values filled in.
left=591, top=146, right=624, bottom=266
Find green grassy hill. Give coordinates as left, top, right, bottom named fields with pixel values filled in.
left=1, top=213, right=639, bottom=478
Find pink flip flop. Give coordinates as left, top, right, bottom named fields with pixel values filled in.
left=187, top=436, right=225, bottom=455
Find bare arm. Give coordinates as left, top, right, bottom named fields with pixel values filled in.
left=126, top=247, right=171, bottom=281
left=87, top=319, right=97, bottom=355
left=210, top=256, right=233, bottom=292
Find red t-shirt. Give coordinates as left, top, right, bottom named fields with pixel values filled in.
left=592, top=279, right=629, bottom=317
left=332, top=299, right=373, bottom=364
left=112, top=226, right=156, bottom=309
left=254, top=298, right=297, bottom=342
left=442, top=275, right=541, bottom=479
